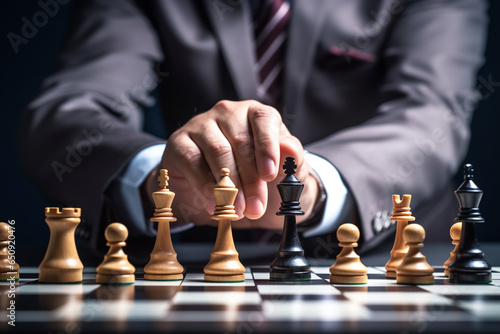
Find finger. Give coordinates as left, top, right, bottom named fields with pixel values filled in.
left=275, top=131, right=315, bottom=221
left=247, top=102, right=281, bottom=182
left=278, top=124, right=307, bottom=179
left=189, top=119, right=246, bottom=218
left=217, top=105, right=268, bottom=219
left=162, top=131, right=215, bottom=214
left=240, top=177, right=268, bottom=220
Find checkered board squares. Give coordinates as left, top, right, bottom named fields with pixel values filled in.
left=420, top=284, right=500, bottom=296
left=257, top=284, right=341, bottom=296
left=17, top=283, right=100, bottom=295
left=2, top=266, right=500, bottom=334
left=262, top=299, right=371, bottom=321
left=173, top=291, right=261, bottom=305
left=458, top=300, right=500, bottom=320
left=181, top=272, right=255, bottom=286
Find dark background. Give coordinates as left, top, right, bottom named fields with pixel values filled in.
left=1, top=1, right=499, bottom=254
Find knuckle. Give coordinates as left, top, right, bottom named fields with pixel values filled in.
left=255, top=134, right=275, bottom=151
left=250, top=107, right=271, bottom=119
left=232, top=132, right=255, bottom=163
left=206, top=140, right=232, bottom=159
left=189, top=112, right=208, bottom=127
left=214, top=100, right=233, bottom=112
left=232, top=132, right=254, bottom=151
left=179, top=146, right=202, bottom=166
left=251, top=107, right=282, bottom=123
left=168, top=129, right=183, bottom=142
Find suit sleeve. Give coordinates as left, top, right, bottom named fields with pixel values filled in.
left=18, top=0, right=165, bottom=251
left=305, top=0, right=488, bottom=249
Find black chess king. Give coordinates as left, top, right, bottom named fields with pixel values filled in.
left=270, top=157, right=311, bottom=280
left=449, top=164, right=492, bottom=284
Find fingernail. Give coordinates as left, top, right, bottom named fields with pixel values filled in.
left=245, top=197, right=264, bottom=218
left=260, top=158, right=275, bottom=178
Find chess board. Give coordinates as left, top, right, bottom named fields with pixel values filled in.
left=2, top=266, right=500, bottom=334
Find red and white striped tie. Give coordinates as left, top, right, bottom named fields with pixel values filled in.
left=254, top=0, right=291, bottom=108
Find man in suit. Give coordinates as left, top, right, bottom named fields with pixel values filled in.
left=19, top=0, right=487, bottom=260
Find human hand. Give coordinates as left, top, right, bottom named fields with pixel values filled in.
left=146, top=100, right=318, bottom=228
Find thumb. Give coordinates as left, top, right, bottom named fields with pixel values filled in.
left=278, top=134, right=308, bottom=182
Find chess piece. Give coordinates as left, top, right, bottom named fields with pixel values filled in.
left=39, top=207, right=84, bottom=283
left=0, top=222, right=19, bottom=280
left=96, top=222, right=135, bottom=284
left=443, top=222, right=461, bottom=277
left=270, top=157, right=311, bottom=281
left=385, top=194, right=415, bottom=278
left=204, top=168, right=245, bottom=282
left=329, top=223, right=367, bottom=284
left=396, top=223, right=434, bottom=284
left=144, top=169, right=184, bottom=280
left=449, top=164, right=492, bottom=284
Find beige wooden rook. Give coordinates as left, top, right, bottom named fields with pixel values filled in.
left=39, top=207, right=84, bottom=283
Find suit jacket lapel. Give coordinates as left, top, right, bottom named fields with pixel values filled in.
left=283, top=0, right=328, bottom=122
left=204, top=0, right=258, bottom=100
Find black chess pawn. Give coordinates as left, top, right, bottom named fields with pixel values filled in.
left=449, top=164, right=492, bottom=284
left=270, top=157, right=311, bottom=280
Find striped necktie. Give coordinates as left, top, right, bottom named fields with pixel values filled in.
left=253, top=0, right=291, bottom=108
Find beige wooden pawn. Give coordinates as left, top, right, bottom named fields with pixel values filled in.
left=144, top=169, right=184, bottom=280
left=0, top=222, right=19, bottom=280
left=96, top=223, right=135, bottom=284
left=204, top=168, right=245, bottom=282
left=39, top=207, right=84, bottom=283
left=385, top=194, right=415, bottom=278
left=444, top=222, right=462, bottom=277
left=329, top=223, right=367, bottom=284
left=396, top=223, right=434, bottom=284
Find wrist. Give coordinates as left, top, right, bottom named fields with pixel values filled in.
left=298, top=169, right=326, bottom=226
left=296, top=170, right=323, bottom=224
left=140, top=164, right=160, bottom=215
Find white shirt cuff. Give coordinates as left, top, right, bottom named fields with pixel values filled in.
left=112, top=143, right=194, bottom=236
left=302, top=151, right=353, bottom=237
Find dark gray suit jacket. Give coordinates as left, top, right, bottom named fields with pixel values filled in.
left=19, top=0, right=488, bottom=256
